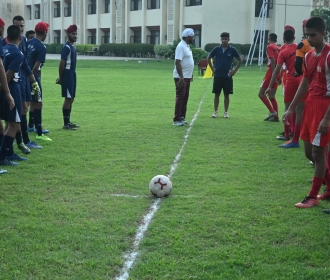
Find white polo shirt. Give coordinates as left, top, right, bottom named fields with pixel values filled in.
left=173, top=40, right=194, bottom=79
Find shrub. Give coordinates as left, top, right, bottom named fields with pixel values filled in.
left=99, top=43, right=155, bottom=57
left=44, top=43, right=62, bottom=54
left=154, top=44, right=173, bottom=58
left=192, top=48, right=208, bottom=63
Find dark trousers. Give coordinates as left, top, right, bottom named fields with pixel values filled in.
left=173, top=78, right=191, bottom=121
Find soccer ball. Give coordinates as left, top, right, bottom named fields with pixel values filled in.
left=149, top=175, right=172, bottom=198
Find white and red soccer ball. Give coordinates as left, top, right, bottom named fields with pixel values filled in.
left=149, top=175, right=172, bottom=197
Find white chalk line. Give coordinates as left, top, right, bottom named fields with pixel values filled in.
left=116, top=80, right=211, bottom=280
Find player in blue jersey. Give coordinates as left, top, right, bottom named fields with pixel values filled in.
left=207, top=32, right=242, bottom=118
left=12, top=15, right=44, bottom=151
left=0, top=18, right=14, bottom=173
left=56, top=24, right=79, bottom=130
left=27, top=21, right=51, bottom=141
left=0, top=25, right=41, bottom=166
left=25, top=30, right=35, bottom=40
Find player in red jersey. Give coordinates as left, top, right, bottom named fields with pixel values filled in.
left=258, top=33, right=281, bottom=121
left=280, top=20, right=313, bottom=148
left=282, top=17, right=330, bottom=208
left=266, top=30, right=300, bottom=142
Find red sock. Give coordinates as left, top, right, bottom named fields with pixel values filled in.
left=324, top=170, right=330, bottom=190
left=259, top=96, right=274, bottom=113
left=291, top=124, right=301, bottom=143
left=327, top=150, right=330, bottom=170
left=284, top=123, right=290, bottom=138
left=269, top=98, right=278, bottom=118
left=308, top=177, right=324, bottom=198
left=290, top=113, right=296, bottom=134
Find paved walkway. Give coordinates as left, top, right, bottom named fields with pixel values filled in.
left=46, top=53, right=160, bottom=61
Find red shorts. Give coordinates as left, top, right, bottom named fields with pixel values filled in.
left=282, top=71, right=287, bottom=86
left=300, top=96, right=330, bottom=147
left=261, top=68, right=279, bottom=90
left=283, top=77, right=301, bottom=103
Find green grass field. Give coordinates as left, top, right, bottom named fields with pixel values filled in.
left=0, top=59, right=329, bottom=280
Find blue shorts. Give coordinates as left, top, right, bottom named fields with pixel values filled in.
left=61, top=70, right=76, bottom=99
left=29, top=77, right=42, bottom=103
left=0, top=84, right=22, bottom=122
left=20, top=74, right=32, bottom=102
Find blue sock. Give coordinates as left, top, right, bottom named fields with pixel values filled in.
left=34, top=109, right=42, bottom=136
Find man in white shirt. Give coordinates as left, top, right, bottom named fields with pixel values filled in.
left=173, top=28, right=195, bottom=126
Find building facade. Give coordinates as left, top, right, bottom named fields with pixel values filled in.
left=0, top=1, right=24, bottom=30
left=21, top=0, right=326, bottom=48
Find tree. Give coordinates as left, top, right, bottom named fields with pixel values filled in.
left=311, top=7, right=330, bottom=36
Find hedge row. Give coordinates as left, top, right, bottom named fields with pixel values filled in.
left=44, top=43, right=99, bottom=55
left=204, top=43, right=263, bottom=58
left=99, top=43, right=155, bottom=57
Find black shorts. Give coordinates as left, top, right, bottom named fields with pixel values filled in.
left=61, top=70, right=76, bottom=99
left=212, top=76, right=233, bottom=94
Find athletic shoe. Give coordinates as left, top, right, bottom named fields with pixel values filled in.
left=310, top=161, right=314, bottom=166
left=269, top=117, right=279, bottom=122
left=279, top=141, right=300, bottom=148
left=173, top=121, right=184, bottom=126
left=181, top=118, right=188, bottom=124
left=17, top=143, right=31, bottom=154
left=276, top=135, right=290, bottom=141
left=295, top=196, right=319, bottom=208
left=36, top=134, right=52, bottom=141
left=68, top=122, right=79, bottom=128
left=7, top=153, right=28, bottom=161
left=0, top=169, right=7, bottom=174
left=264, top=111, right=277, bottom=121
left=34, top=128, right=50, bottom=134
left=63, top=124, right=77, bottom=130
left=224, top=112, right=229, bottom=118
left=26, top=141, right=42, bottom=149
left=0, top=158, right=19, bottom=166
left=317, top=189, right=330, bottom=200
left=27, top=127, right=35, bottom=132
left=212, top=111, right=218, bottom=118
left=323, top=209, right=330, bottom=214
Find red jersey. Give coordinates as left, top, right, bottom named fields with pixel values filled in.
left=277, top=43, right=297, bottom=78
left=266, top=43, right=280, bottom=67
left=304, top=44, right=330, bottom=98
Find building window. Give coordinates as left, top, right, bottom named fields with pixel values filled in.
left=35, top=10, right=40, bottom=19
left=194, top=29, right=201, bottom=48
left=88, top=0, right=97, bottom=14
left=131, top=30, right=141, bottom=43
left=186, top=0, right=202, bottom=6
left=88, top=31, right=97, bottom=44
left=54, top=3, right=61, bottom=17
left=105, top=0, right=110, bottom=13
left=131, top=0, right=142, bottom=11
left=147, top=0, right=160, bottom=9
left=102, top=31, right=110, bottom=43
left=255, top=0, right=271, bottom=17
left=54, top=36, right=60, bottom=43
left=147, top=30, right=160, bottom=44
left=64, top=3, right=72, bottom=17
left=26, top=5, right=32, bottom=20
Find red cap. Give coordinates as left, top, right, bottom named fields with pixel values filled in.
left=0, top=18, right=5, bottom=28
left=66, top=24, right=78, bottom=33
left=284, top=25, right=295, bottom=33
left=302, top=19, right=308, bottom=30
left=35, top=22, right=49, bottom=33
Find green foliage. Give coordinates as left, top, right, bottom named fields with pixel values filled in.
left=311, top=7, right=330, bottom=35
left=153, top=44, right=173, bottom=58
left=98, top=43, right=155, bottom=57
left=192, top=48, right=208, bottom=63
left=75, top=44, right=98, bottom=55
left=44, top=43, right=63, bottom=54
left=205, top=42, right=260, bottom=58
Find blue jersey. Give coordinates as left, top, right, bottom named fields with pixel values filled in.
left=0, top=39, right=3, bottom=59
left=61, top=41, right=77, bottom=71
left=3, top=44, right=31, bottom=85
left=27, top=38, right=46, bottom=79
left=209, top=45, right=240, bottom=78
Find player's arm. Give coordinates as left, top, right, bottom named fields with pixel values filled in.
left=56, top=59, right=66, bottom=84
left=3, top=69, right=15, bottom=110
left=175, top=59, right=185, bottom=88
left=269, top=57, right=276, bottom=72
left=318, top=105, right=330, bottom=134
left=265, top=63, right=282, bottom=94
left=282, top=77, right=309, bottom=123
left=31, top=61, right=42, bottom=76
left=229, top=56, right=242, bottom=77
left=294, top=57, right=303, bottom=76
left=207, top=55, right=214, bottom=73
left=0, top=58, right=11, bottom=95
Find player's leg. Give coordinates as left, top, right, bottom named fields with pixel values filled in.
left=259, top=71, right=277, bottom=120
left=17, top=101, right=31, bottom=154
left=180, top=79, right=191, bottom=123
left=63, top=97, right=77, bottom=129
left=223, top=77, right=233, bottom=118
left=212, top=76, right=222, bottom=118
left=317, top=145, right=330, bottom=200
left=0, top=121, right=21, bottom=166
left=28, top=102, right=34, bottom=131
left=276, top=102, right=291, bottom=141
left=267, top=87, right=279, bottom=121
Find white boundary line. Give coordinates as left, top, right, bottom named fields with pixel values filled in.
left=116, top=80, right=210, bottom=280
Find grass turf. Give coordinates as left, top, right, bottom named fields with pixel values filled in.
left=0, top=59, right=329, bottom=279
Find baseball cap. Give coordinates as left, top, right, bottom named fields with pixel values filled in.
left=35, top=22, right=49, bottom=33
